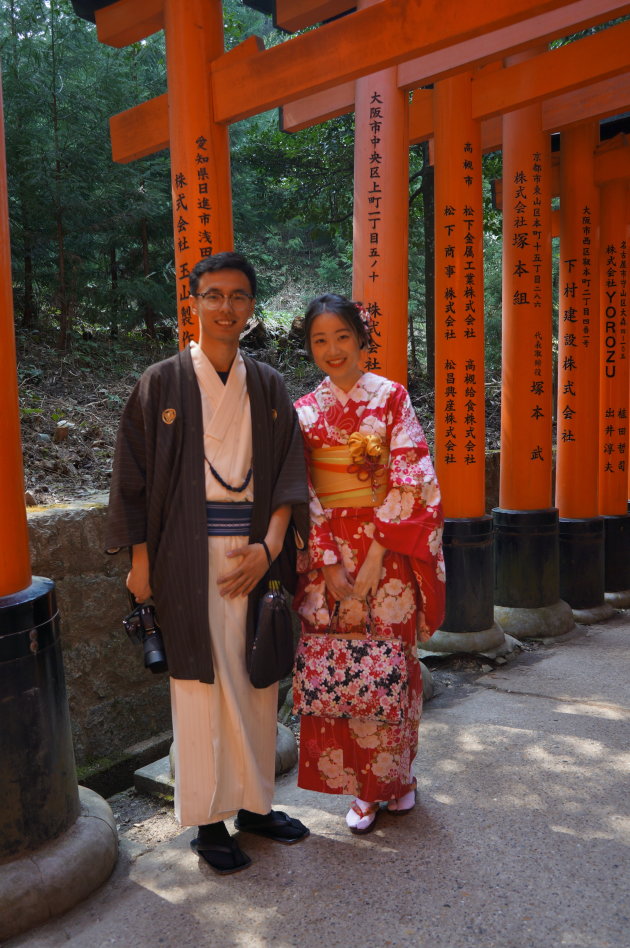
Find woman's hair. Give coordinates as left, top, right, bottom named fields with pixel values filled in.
left=303, top=294, right=369, bottom=357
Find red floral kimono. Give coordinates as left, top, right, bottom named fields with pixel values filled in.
left=293, top=372, right=445, bottom=803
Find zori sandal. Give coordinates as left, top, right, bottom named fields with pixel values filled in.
left=346, top=799, right=380, bottom=835
left=387, top=777, right=418, bottom=815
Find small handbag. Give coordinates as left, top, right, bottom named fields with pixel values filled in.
left=249, top=579, right=296, bottom=689
left=293, top=602, right=409, bottom=724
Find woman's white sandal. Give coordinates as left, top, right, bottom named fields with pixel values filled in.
left=387, top=778, right=417, bottom=815
left=346, top=799, right=380, bottom=835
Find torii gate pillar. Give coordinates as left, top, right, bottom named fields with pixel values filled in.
left=427, top=73, right=504, bottom=655
left=556, top=124, right=614, bottom=623
left=493, top=51, right=574, bottom=641
left=352, top=0, right=408, bottom=383
left=0, top=70, right=116, bottom=942
left=598, top=176, right=630, bottom=607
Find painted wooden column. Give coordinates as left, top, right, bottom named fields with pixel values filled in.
left=352, top=0, right=408, bottom=384
left=163, top=0, right=234, bottom=348
left=429, top=72, right=503, bottom=654
left=598, top=176, right=630, bottom=606
left=0, top=69, right=98, bottom=901
left=0, top=74, right=30, bottom=599
left=556, top=124, right=613, bottom=622
left=493, top=50, right=574, bottom=641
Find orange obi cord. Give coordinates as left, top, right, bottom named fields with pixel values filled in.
left=310, top=443, right=389, bottom=508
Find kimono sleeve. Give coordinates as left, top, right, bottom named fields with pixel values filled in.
left=105, top=377, right=151, bottom=553
left=373, top=386, right=445, bottom=634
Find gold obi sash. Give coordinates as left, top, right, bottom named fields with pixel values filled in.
left=310, top=435, right=389, bottom=509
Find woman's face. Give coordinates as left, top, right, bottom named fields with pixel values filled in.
left=309, top=311, right=363, bottom=392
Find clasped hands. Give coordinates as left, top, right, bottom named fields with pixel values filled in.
left=322, top=540, right=386, bottom=601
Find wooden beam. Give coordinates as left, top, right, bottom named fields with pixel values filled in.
left=594, top=135, right=630, bottom=184
left=542, top=74, right=630, bottom=134
left=274, top=0, right=354, bottom=32
left=396, top=0, right=628, bottom=89
left=108, top=36, right=264, bottom=163
left=110, top=93, right=168, bottom=163
left=472, top=18, right=630, bottom=120
left=279, top=0, right=630, bottom=133
left=211, top=0, right=616, bottom=125
left=95, top=0, right=163, bottom=48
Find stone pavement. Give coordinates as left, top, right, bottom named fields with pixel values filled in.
left=5, top=612, right=630, bottom=948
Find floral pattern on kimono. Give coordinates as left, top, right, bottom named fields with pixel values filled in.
left=293, top=372, right=445, bottom=802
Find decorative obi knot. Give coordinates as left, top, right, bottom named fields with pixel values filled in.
left=310, top=432, right=389, bottom=508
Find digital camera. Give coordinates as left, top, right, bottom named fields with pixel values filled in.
left=123, top=601, right=168, bottom=674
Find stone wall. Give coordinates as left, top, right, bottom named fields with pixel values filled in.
left=27, top=453, right=503, bottom=770
left=28, top=495, right=171, bottom=769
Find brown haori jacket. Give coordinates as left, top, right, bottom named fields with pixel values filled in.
left=105, top=346, right=309, bottom=684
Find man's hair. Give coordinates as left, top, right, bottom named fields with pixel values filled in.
left=189, top=252, right=257, bottom=297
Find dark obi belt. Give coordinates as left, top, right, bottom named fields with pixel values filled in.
left=206, top=501, right=253, bottom=537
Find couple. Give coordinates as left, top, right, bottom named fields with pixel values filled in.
left=106, top=252, right=445, bottom=876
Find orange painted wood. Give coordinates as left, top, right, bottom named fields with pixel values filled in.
left=280, top=19, right=630, bottom=137
left=210, top=0, right=597, bottom=125
left=280, top=82, right=354, bottom=133
left=472, top=19, right=630, bottom=121
left=594, top=137, right=630, bottom=185
left=274, top=0, right=354, bottom=32
left=398, top=0, right=630, bottom=90
left=598, top=179, right=629, bottom=515
left=0, top=72, right=32, bottom=596
left=163, top=0, right=233, bottom=349
left=95, top=0, right=163, bottom=48
left=500, top=55, right=553, bottom=511
left=110, top=93, right=168, bottom=164
left=556, top=123, right=600, bottom=519
left=542, top=74, right=630, bottom=136
left=109, top=36, right=265, bottom=164
left=352, top=58, right=408, bottom=386
left=433, top=73, right=486, bottom=518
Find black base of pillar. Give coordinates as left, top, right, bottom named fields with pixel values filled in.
left=428, top=516, right=505, bottom=655
left=493, top=508, right=575, bottom=639
left=0, top=577, right=79, bottom=860
left=602, top=514, right=630, bottom=592
left=442, top=516, right=495, bottom=631
left=558, top=517, right=606, bottom=610
left=493, top=508, right=559, bottom=608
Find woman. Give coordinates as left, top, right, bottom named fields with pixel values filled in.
left=293, top=294, right=445, bottom=834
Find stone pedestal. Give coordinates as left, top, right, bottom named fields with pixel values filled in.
left=0, top=578, right=117, bottom=940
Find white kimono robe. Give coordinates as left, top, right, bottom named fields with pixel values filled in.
left=170, top=343, right=278, bottom=825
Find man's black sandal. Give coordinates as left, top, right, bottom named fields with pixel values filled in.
left=234, top=809, right=310, bottom=844
left=190, top=835, right=252, bottom=875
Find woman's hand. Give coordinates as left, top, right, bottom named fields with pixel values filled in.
left=353, top=540, right=386, bottom=599
left=322, top=563, right=355, bottom=601
left=127, top=542, right=152, bottom=602
left=218, top=543, right=269, bottom=598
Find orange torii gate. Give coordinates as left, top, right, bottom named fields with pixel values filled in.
left=276, top=14, right=630, bottom=644
left=72, top=0, right=630, bottom=650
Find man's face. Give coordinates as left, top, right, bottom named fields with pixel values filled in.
left=190, top=268, right=255, bottom=351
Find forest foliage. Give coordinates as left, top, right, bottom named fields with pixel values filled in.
left=2, top=0, right=507, bottom=375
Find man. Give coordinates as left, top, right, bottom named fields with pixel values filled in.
left=106, top=252, right=309, bottom=874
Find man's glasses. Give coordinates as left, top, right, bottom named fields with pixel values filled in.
left=192, top=290, right=254, bottom=311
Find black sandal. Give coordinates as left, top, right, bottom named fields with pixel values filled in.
left=234, top=809, right=310, bottom=844
left=190, top=835, right=252, bottom=875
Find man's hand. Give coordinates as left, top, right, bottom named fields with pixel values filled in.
left=352, top=540, right=386, bottom=600
left=322, top=562, right=355, bottom=601
left=127, top=542, right=152, bottom=602
left=218, top=543, right=269, bottom=598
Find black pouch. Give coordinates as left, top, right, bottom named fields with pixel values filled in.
left=249, top=580, right=295, bottom=689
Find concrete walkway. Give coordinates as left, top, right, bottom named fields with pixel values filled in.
left=6, top=612, right=630, bottom=948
